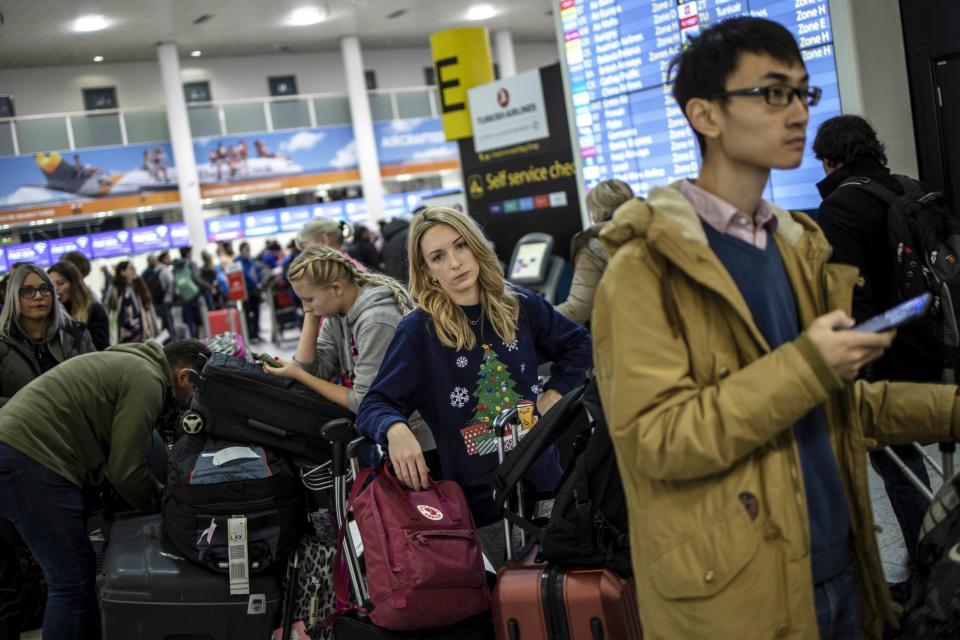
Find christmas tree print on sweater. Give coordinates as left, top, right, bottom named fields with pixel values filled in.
left=459, top=343, right=536, bottom=456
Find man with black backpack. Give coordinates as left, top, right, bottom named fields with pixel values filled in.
left=814, top=114, right=946, bottom=576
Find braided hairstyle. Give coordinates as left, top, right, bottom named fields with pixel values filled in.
left=288, top=245, right=411, bottom=314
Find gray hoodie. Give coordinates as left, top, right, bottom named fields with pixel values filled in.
left=304, top=284, right=407, bottom=414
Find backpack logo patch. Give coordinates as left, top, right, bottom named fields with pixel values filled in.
left=197, top=518, right=217, bottom=546
left=417, top=505, right=444, bottom=521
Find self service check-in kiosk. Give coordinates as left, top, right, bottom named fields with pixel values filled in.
left=507, top=232, right=566, bottom=303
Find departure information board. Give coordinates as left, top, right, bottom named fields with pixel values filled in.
left=559, top=0, right=842, bottom=211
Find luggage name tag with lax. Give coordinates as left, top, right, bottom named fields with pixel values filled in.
left=228, top=515, right=250, bottom=595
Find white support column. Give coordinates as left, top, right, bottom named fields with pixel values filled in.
left=340, top=36, right=384, bottom=224
left=157, top=42, right=207, bottom=252
left=494, top=30, right=517, bottom=78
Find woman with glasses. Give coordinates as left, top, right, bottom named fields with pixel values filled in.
left=105, top=261, right=157, bottom=344
left=48, top=261, right=110, bottom=351
left=0, top=264, right=95, bottom=408
left=0, top=264, right=95, bottom=635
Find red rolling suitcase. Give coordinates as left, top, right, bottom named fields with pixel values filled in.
left=492, top=548, right=640, bottom=640
left=489, top=403, right=642, bottom=640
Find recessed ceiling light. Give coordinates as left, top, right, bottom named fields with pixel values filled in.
left=92, top=55, right=104, bottom=62
left=73, top=14, right=109, bottom=32
left=191, top=50, right=202, bottom=57
left=465, top=4, right=496, bottom=21
left=288, top=6, right=326, bottom=26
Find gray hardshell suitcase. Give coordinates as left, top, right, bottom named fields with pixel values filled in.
left=98, top=514, right=283, bottom=640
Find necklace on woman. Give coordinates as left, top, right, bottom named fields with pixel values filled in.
left=466, top=308, right=483, bottom=326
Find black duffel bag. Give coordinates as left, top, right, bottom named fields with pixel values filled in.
left=162, top=434, right=305, bottom=576
left=181, top=352, right=354, bottom=464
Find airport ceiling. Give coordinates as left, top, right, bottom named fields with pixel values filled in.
left=0, top=0, right=557, bottom=68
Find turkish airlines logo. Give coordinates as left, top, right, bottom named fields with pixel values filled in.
left=496, top=88, right=510, bottom=108
left=417, top=505, right=444, bottom=521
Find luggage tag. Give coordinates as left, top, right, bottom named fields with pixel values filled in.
left=210, top=446, right=262, bottom=466
left=228, top=515, right=250, bottom=595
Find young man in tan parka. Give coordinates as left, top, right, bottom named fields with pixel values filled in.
left=592, top=17, right=960, bottom=640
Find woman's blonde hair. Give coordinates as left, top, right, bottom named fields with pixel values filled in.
left=288, top=245, right=410, bottom=314
left=407, top=207, right=518, bottom=351
left=585, top=179, right=634, bottom=222
left=297, top=218, right=350, bottom=250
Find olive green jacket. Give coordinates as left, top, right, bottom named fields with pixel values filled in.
left=0, top=342, right=170, bottom=511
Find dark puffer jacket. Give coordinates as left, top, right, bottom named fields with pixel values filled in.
left=817, top=158, right=942, bottom=383
left=0, top=319, right=96, bottom=407
left=380, top=218, right=410, bottom=284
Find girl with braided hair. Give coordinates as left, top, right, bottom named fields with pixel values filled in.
left=262, top=246, right=434, bottom=461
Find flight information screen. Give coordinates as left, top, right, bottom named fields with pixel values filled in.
left=559, top=0, right=841, bottom=211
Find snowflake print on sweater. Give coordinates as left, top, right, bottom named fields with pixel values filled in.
left=450, top=386, right=470, bottom=408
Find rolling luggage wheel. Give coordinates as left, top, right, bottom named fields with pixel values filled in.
left=180, top=410, right=205, bottom=435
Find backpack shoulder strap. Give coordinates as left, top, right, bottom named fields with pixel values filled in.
left=838, top=176, right=899, bottom=206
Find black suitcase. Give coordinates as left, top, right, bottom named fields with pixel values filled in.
left=99, top=514, right=283, bottom=640
left=182, top=352, right=354, bottom=464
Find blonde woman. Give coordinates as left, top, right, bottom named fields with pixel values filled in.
left=357, top=207, right=592, bottom=560
left=556, top=179, right=636, bottom=325
left=262, top=246, right=433, bottom=458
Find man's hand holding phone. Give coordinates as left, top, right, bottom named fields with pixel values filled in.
left=807, top=310, right=895, bottom=381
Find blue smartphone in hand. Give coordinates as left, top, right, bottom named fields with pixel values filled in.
left=852, top=293, right=933, bottom=333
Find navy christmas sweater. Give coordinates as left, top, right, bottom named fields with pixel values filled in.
left=358, top=287, right=593, bottom=526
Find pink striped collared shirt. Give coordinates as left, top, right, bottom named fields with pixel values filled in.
left=678, top=179, right=778, bottom=250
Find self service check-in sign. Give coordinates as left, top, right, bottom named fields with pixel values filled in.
left=468, top=69, right=550, bottom=154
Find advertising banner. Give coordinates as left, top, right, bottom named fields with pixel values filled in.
left=243, top=211, right=280, bottom=238
left=429, top=27, right=495, bottom=140
left=170, top=222, right=191, bottom=248
left=50, top=235, right=92, bottom=261
left=375, top=118, right=460, bottom=176
left=193, top=125, right=360, bottom=199
left=7, top=241, right=52, bottom=268
left=0, top=119, right=460, bottom=228
left=90, top=229, right=133, bottom=259
left=278, top=205, right=313, bottom=233
left=0, top=247, right=7, bottom=273
left=131, top=224, right=173, bottom=254
left=206, top=216, right=245, bottom=242
left=0, top=143, right=180, bottom=226
left=468, top=69, right=550, bottom=153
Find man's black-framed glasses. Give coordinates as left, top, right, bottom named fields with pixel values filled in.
left=708, top=84, right=823, bottom=108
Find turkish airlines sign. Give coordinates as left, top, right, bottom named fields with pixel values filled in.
left=468, top=69, right=550, bottom=153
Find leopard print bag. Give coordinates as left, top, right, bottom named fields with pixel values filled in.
left=283, top=511, right=338, bottom=639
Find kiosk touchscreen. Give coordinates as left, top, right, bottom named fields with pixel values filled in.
left=507, top=232, right=566, bottom=303
left=510, top=241, right=551, bottom=284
